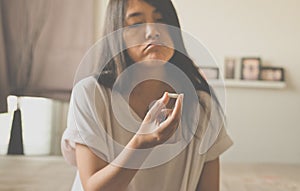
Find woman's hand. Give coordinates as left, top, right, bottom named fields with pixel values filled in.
left=76, top=92, right=183, bottom=191
left=133, top=92, right=183, bottom=149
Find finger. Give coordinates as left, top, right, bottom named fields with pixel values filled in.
left=149, top=92, right=169, bottom=113
left=170, top=94, right=183, bottom=120
left=145, top=92, right=169, bottom=120
left=158, top=94, right=183, bottom=127
left=161, top=108, right=173, bottom=117
left=156, top=108, right=172, bottom=123
left=157, top=117, right=179, bottom=141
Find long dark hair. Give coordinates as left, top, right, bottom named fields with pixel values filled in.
left=97, top=0, right=211, bottom=95
left=96, top=0, right=225, bottom=143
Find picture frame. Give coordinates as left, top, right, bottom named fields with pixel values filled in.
left=260, top=67, right=285, bottom=81
left=199, top=67, right=219, bottom=80
left=224, top=57, right=236, bottom=79
left=241, top=57, right=261, bottom=80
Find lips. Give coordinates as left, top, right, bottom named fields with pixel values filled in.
left=144, top=42, right=164, bottom=51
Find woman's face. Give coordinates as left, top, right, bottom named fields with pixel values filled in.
left=123, top=0, right=174, bottom=63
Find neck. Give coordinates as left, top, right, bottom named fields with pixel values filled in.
left=129, top=80, right=175, bottom=119
left=131, top=80, right=173, bottom=100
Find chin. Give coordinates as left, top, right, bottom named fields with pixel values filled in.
left=147, top=53, right=173, bottom=63
left=139, top=59, right=167, bottom=66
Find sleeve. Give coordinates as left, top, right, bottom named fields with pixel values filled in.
left=204, top=126, right=233, bottom=162
left=61, top=77, right=109, bottom=166
left=197, top=91, right=233, bottom=162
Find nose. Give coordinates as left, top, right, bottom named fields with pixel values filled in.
left=145, top=23, right=160, bottom=40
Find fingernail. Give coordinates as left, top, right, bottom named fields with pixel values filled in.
left=163, top=92, right=168, bottom=99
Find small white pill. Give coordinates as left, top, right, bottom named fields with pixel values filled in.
left=167, top=93, right=179, bottom=98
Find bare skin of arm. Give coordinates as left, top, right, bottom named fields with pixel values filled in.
left=76, top=93, right=183, bottom=191
left=196, top=157, right=220, bottom=191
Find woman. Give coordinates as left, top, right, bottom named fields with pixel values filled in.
left=62, top=0, right=233, bottom=190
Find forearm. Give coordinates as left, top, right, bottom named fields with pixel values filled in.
left=79, top=93, right=182, bottom=191
left=83, top=136, right=151, bottom=191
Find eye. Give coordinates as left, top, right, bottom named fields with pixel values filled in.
left=128, top=22, right=143, bottom=28
left=156, top=17, right=165, bottom=24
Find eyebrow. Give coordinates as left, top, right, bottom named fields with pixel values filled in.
left=126, top=9, right=160, bottom=20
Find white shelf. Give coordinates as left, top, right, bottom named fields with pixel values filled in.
left=208, top=79, right=286, bottom=89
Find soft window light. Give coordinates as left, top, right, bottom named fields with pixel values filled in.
left=0, top=96, right=53, bottom=155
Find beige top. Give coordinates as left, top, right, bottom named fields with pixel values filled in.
left=61, top=76, right=233, bottom=191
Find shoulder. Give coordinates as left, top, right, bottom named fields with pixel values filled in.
left=72, top=76, right=111, bottom=103
left=73, top=76, right=103, bottom=93
left=196, top=90, right=212, bottom=114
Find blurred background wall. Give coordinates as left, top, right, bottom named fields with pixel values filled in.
left=173, top=0, right=300, bottom=163
left=1, top=0, right=299, bottom=164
